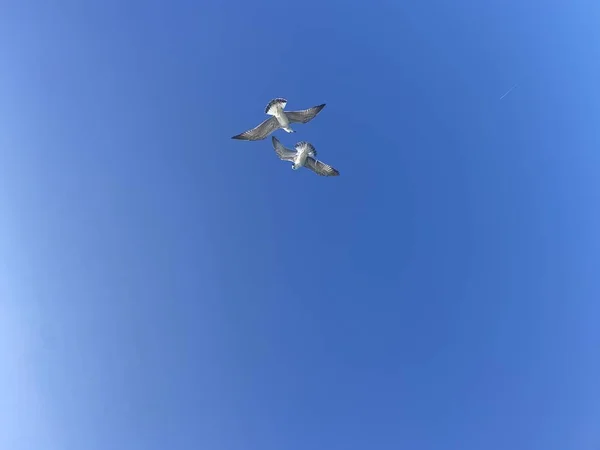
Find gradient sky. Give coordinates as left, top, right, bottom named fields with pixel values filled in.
left=1, top=1, right=600, bottom=449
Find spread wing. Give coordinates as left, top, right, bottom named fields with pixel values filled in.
left=272, top=137, right=296, bottom=161
left=304, top=157, right=340, bottom=177
left=285, top=104, right=326, bottom=124
left=232, top=116, right=280, bottom=141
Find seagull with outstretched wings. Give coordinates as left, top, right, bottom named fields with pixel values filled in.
left=271, top=137, right=339, bottom=177
left=232, top=98, right=326, bottom=141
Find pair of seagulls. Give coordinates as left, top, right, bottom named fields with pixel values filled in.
left=231, top=98, right=340, bottom=177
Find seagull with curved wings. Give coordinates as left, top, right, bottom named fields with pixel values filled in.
left=232, top=98, right=326, bottom=141
left=272, top=137, right=339, bottom=177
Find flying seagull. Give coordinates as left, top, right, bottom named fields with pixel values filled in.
left=232, top=98, right=326, bottom=141
left=272, top=137, right=339, bottom=177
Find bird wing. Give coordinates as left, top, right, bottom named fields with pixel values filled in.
left=285, top=104, right=326, bottom=124
left=304, top=157, right=340, bottom=177
left=271, top=137, right=296, bottom=161
left=232, top=116, right=280, bottom=141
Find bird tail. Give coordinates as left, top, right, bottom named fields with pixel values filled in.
left=265, top=98, right=287, bottom=116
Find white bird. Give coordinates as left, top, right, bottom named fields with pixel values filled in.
left=272, top=137, right=340, bottom=177
left=232, top=98, right=326, bottom=141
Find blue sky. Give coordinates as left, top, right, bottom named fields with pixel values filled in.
left=1, top=0, right=599, bottom=449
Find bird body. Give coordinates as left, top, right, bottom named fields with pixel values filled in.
left=273, top=105, right=293, bottom=133
left=292, top=143, right=309, bottom=170
left=265, top=98, right=292, bottom=132
left=265, top=98, right=294, bottom=133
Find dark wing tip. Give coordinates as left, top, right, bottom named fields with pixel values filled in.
left=231, top=132, right=263, bottom=141
left=232, top=132, right=249, bottom=140
left=323, top=162, right=339, bottom=177
left=308, top=103, right=326, bottom=119
left=314, top=103, right=326, bottom=113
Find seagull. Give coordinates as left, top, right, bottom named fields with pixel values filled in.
left=232, top=98, right=326, bottom=141
left=272, top=137, right=340, bottom=177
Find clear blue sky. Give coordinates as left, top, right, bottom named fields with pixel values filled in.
left=1, top=1, right=599, bottom=449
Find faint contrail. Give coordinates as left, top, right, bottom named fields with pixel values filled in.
left=500, top=84, right=517, bottom=100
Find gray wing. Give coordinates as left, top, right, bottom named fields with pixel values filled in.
left=285, top=104, right=326, bottom=124
left=304, top=157, right=340, bottom=177
left=272, top=137, right=296, bottom=161
left=232, top=116, right=280, bottom=141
